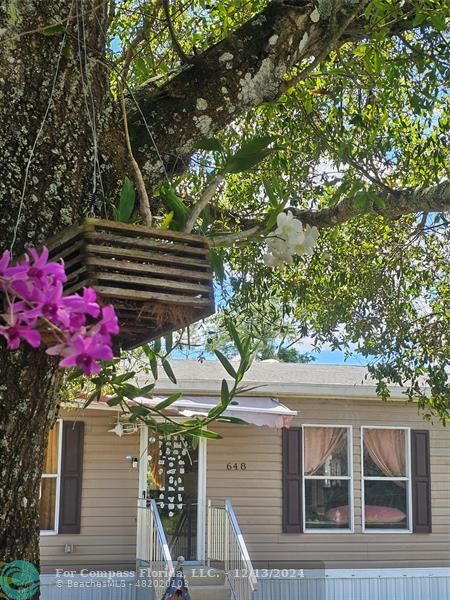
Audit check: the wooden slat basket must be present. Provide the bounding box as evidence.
[45,219,215,350]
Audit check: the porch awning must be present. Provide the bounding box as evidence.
[136,396,297,428]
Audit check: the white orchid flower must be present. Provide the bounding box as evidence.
[263,216,320,268]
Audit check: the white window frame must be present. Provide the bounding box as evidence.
[302,424,354,534]
[361,426,412,534]
[40,419,63,536]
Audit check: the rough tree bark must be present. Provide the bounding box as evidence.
[0,0,123,573]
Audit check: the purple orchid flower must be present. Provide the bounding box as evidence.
[0,251,29,291]
[0,250,10,275]
[0,322,41,349]
[27,247,66,284]
[62,288,100,319]
[48,333,114,375]
[1,245,119,373]
[7,300,40,326]
[97,305,120,336]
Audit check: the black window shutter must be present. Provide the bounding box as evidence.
[411,429,432,534]
[59,421,84,534]
[282,427,303,533]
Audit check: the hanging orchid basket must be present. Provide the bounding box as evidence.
[44,219,215,350]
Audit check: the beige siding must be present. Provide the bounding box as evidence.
[40,409,140,574]
[207,397,450,569]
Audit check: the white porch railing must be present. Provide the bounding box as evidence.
[207,499,257,600]
[136,500,174,600]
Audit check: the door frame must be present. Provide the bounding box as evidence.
[138,425,207,562]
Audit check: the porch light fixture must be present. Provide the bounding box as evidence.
[108,416,138,437]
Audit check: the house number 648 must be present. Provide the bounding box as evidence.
[226,462,247,471]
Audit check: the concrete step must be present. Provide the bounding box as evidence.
[186,585,231,600]
[180,567,230,600]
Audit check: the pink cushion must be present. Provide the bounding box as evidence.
[326,505,406,524]
[325,506,349,524]
[365,505,406,523]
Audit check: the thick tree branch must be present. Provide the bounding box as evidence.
[208,225,261,247]
[126,0,414,191]
[208,180,450,248]
[184,175,224,233]
[291,180,450,229]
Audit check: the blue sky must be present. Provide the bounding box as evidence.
[174,345,367,365]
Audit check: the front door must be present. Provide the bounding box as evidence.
[139,430,203,561]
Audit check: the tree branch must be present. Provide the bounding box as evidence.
[162,0,193,64]
[290,180,450,229]
[126,0,416,191]
[184,175,224,233]
[208,225,262,247]
[280,0,369,94]
[207,181,450,247]
[119,86,153,227]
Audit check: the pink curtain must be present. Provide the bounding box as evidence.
[364,429,405,477]
[304,427,346,475]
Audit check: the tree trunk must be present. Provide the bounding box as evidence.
[0,0,121,588]
[0,350,62,566]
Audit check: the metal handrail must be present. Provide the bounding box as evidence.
[224,500,258,590]
[152,499,174,572]
[207,499,257,600]
[137,500,174,600]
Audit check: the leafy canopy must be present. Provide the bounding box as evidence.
[107,1,450,421]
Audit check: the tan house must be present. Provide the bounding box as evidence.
[39,361,450,600]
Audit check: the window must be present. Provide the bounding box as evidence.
[303,426,352,531]
[362,427,411,531]
[40,421,62,533]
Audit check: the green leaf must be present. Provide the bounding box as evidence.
[66,368,84,382]
[82,388,101,409]
[353,191,373,212]
[216,416,247,425]
[154,392,182,410]
[179,418,203,428]
[142,344,158,379]
[137,383,155,398]
[162,358,177,383]
[207,403,227,420]
[165,332,173,354]
[262,178,280,208]
[221,378,230,403]
[160,211,174,230]
[188,428,222,439]
[223,137,276,174]
[304,97,313,114]
[120,383,145,399]
[226,320,243,355]
[130,405,150,418]
[40,23,67,36]
[430,14,446,30]
[112,372,135,384]
[153,338,162,354]
[159,185,189,230]
[107,396,123,407]
[412,12,427,27]
[209,248,225,283]
[193,137,225,154]
[116,177,136,223]
[373,196,386,210]
[215,350,237,378]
